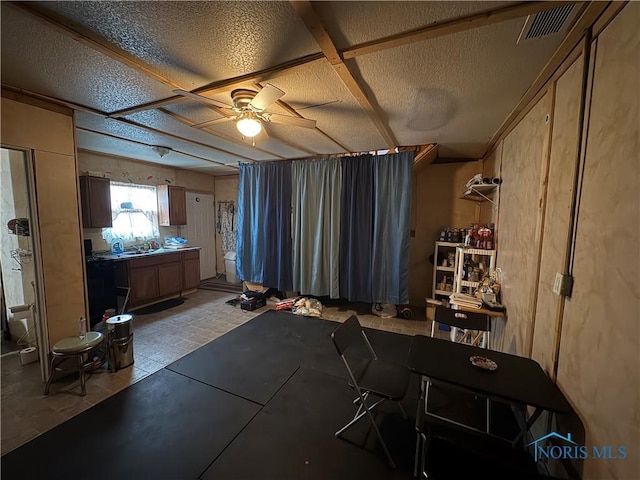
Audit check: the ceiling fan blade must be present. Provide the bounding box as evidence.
[267,113,316,129]
[255,124,269,142]
[249,84,285,111]
[193,116,235,129]
[173,89,234,115]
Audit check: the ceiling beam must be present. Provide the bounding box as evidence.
[1,83,104,116]
[484,1,609,155]
[9,1,329,159]
[342,1,570,59]
[291,1,398,149]
[252,83,350,153]
[9,2,183,91]
[77,127,237,169]
[1,82,254,164]
[109,53,326,118]
[412,144,438,173]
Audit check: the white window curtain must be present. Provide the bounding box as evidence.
[102,182,159,244]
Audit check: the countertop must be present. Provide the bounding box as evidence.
[92,246,200,261]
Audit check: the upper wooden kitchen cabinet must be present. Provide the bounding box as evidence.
[79,175,112,228]
[157,185,186,226]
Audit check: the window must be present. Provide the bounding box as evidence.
[102,182,159,244]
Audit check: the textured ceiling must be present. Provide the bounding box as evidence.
[1,1,571,175]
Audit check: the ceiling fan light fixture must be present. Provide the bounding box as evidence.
[236,116,262,138]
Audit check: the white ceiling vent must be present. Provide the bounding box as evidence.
[517,4,577,44]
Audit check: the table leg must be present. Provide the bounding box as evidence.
[512,407,543,446]
[414,375,426,477]
[486,398,491,434]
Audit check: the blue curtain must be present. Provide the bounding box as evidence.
[236,163,265,284]
[237,162,293,291]
[262,161,293,291]
[339,155,374,302]
[292,158,342,298]
[371,151,414,304]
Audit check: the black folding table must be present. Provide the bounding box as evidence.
[408,335,571,474]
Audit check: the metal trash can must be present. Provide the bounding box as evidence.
[106,314,134,371]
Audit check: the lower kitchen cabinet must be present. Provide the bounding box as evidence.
[158,261,183,297]
[183,250,200,291]
[117,249,200,310]
[129,265,159,305]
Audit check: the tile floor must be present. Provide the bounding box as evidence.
[1,289,432,455]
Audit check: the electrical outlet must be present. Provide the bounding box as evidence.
[553,272,573,297]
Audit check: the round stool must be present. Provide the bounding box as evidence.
[44,332,104,396]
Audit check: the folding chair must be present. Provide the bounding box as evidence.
[431,306,491,349]
[414,306,492,475]
[331,315,410,468]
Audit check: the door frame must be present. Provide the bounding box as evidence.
[1,145,50,382]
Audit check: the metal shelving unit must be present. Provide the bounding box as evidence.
[453,246,496,295]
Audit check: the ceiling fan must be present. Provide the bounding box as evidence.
[174,84,317,138]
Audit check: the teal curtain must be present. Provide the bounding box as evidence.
[371,151,414,304]
[292,158,342,298]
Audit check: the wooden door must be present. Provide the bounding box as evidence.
[158,261,183,296]
[185,192,216,279]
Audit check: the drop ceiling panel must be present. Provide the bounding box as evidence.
[315,1,509,50]
[0,4,174,112]
[76,130,215,169]
[34,1,320,90]
[353,19,563,157]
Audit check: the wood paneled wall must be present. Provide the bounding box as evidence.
[1,96,84,346]
[484,4,638,478]
[531,54,584,375]
[496,91,552,355]
[556,5,639,478]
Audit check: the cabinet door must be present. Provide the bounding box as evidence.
[80,176,112,228]
[183,255,200,290]
[157,185,186,226]
[158,261,183,296]
[169,186,187,225]
[129,266,159,305]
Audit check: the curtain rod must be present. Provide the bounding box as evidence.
[256,145,423,164]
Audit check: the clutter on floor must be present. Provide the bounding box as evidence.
[371,303,397,318]
[291,297,323,317]
[240,291,268,312]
